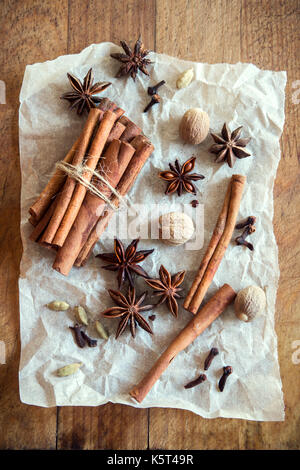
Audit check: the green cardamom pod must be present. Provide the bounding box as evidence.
[95,320,109,340]
[176,68,194,89]
[47,301,70,311]
[74,306,89,326]
[57,363,82,377]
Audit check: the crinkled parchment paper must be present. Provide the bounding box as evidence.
[19,42,286,420]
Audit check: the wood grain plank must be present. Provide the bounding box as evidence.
[149,0,300,450]
[155,0,241,63]
[57,404,148,450]
[0,0,68,449]
[67,0,155,54]
[56,0,155,450]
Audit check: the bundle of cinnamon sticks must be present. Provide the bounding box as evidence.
[29,98,154,276]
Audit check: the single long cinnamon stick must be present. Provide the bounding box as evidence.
[53,139,135,276]
[41,108,101,244]
[29,136,80,222]
[183,180,232,310]
[75,135,154,266]
[51,110,118,247]
[185,175,246,314]
[130,284,236,403]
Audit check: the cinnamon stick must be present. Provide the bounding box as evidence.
[106,121,126,145]
[183,181,231,310]
[41,108,101,245]
[118,116,142,142]
[52,139,135,276]
[184,175,246,314]
[130,284,236,403]
[29,199,58,242]
[28,215,37,226]
[75,135,154,266]
[29,136,80,222]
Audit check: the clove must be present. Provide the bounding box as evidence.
[184,373,207,389]
[235,216,256,230]
[69,324,86,348]
[204,347,219,370]
[190,199,199,208]
[147,80,165,96]
[235,224,255,251]
[143,93,161,113]
[218,366,233,392]
[69,324,97,348]
[81,330,97,348]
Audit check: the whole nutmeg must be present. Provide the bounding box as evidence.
[234,285,266,322]
[179,108,210,145]
[159,211,194,245]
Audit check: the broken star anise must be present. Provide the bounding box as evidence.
[96,238,154,288]
[209,123,251,168]
[101,286,154,339]
[145,265,185,317]
[60,68,111,115]
[110,36,152,81]
[159,157,205,196]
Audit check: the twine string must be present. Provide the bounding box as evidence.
[56,160,127,211]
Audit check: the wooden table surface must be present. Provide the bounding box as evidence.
[0,0,299,450]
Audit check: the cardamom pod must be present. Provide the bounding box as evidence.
[176,68,194,89]
[47,301,70,311]
[56,362,82,377]
[74,306,89,326]
[95,320,109,340]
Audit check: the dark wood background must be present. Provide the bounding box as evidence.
[0,0,299,450]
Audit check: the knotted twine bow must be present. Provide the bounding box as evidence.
[56,159,127,211]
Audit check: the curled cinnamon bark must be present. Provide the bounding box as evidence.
[184,175,246,314]
[130,284,236,403]
[118,116,142,142]
[29,199,58,242]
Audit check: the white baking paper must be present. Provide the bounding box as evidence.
[18,42,286,420]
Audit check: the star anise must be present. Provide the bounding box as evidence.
[145,265,185,317]
[96,238,154,288]
[209,123,251,168]
[159,157,205,196]
[60,68,111,115]
[101,286,154,338]
[110,36,152,81]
